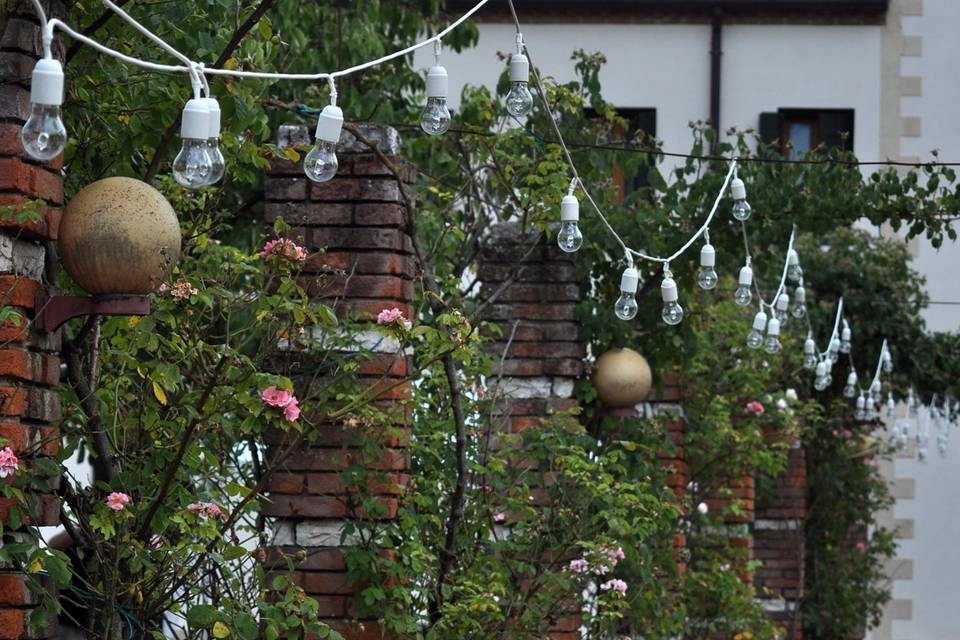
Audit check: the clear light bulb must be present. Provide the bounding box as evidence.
[827,337,841,364]
[887,394,896,419]
[697,243,718,290]
[730,177,752,221]
[200,96,225,186]
[661,273,683,326]
[20,59,67,162]
[840,324,852,354]
[883,350,894,373]
[866,397,877,421]
[421,65,451,136]
[843,371,858,398]
[172,98,213,189]
[557,194,582,253]
[614,267,640,321]
[304,104,344,184]
[735,263,753,306]
[814,361,830,391]
[774,292,790,326]
[747,311,767,350]
[786,249,803,282]
[854,395,867,421]
[792,285,806,319]
[505,41,534,117]
[803,337,818,370]
[764,317,782,354]
[869,379,882,403]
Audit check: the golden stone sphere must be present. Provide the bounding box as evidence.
[592,348,653,407]
[59,177,181,294]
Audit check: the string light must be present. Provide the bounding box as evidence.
[421,41,451,136]
[729,170,752,221]
[843,371,858,398]
[774,292,790,326]
[505,33,533,117]
[615,266,640,321]
[763,317,782,355]
[791,283,806,319]
[747,311,767,350]
[172,79,214,190]
[660,266,683,326]
[803,337,818,369]
[304,82,343,184]
[557,180,583,253]
[697,238,718,290]
[21,58,66,161]
[200,95,225,186]
[735,259,753,306]
[840,321,852,354]
[786,249,803,282]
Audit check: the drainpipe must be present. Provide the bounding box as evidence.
[709,6,723,153]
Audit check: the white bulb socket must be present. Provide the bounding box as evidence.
[766,317,781,337]
[776,293,790,311]
[804,338,816,355]
[30,58,65,106]
[180,97,211,140]
[661,276,678,303]
[829,338,841,353]
[871,379,881,394]
[560,194,579,222]
[314,104,344,144]
[794,286,806,304]
[509,53,529,83]
[730,178,746,201]
[620,267,639,294]
[857,395,866,409]
[787,249,800,268]
[752,311,768,332]
[841,326,851,341]
[426,65,448,98]
[816,361,827,378]
[700,243,716,268]
[201,97,221,139]
[847,372,858,386]
[738,264,753,286]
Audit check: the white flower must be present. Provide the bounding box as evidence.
[786,388,798,401]
[776,398,788,412]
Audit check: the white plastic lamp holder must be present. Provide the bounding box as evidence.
[31,58,64,106]
[315,104,344,143]
[560,194,579,222]
[426,65,449,99]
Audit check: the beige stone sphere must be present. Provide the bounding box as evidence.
[59,177,181,294]
[592,347,653,407]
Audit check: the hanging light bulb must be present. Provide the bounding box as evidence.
[882,348,894,373]
[747,311,767,350]
[660,268,683,326]
[869,378,882,403]
[887,394,896,420]
[840,322,852,354]
[735,260,753,307]
[774,292,790,326]
[557,192,582,253]
[21,58,67,162]
[697,243,718,290]
[814,361,830,391]
[786,249,803,282]
[421,54,451,136]
[854,394,867,420]
[200,96,225,186]
[614,267,640,321]
[172,97,213,189]
[865,396,877,421]
[803,337,818,370]
[505,34,534,117]
[730,175,752,221]
[791,284,806,319]
[843,371,858,398]
[304,101,344,183]
[763,317,782,355]
[828,337,841,364]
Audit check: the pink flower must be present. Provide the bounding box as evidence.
[377,307,413,330]
[493,512,506,523]
[260,238,306,263]
[600,579,628,595]
[283,398,301,422]
[187,501,228,522]
[855,542,866,553]
[842,430,853,440]
[746,401,765,416]
[0,447,19,479]
[601,545,626,567]
[568,558,590,574]
[158,283,170,293]
[106,492,131,512]
[261,387,301,423]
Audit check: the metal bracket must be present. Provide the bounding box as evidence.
[34,291,151,332]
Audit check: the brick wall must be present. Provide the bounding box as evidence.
[262,123,413,639]
[0,2,64,639]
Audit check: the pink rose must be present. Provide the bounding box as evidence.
[855,542,866,553]
[187,501,228,522]
[376,307,412,330]
[600,578,628,595]
[493,512,506,523]
[106,492,131,512]
[601,545,626,566]
[746,401,765,416]
[260,238,307,263]
[262,386,294,408]
[0,447,19,479]
[568,558,590,574]
[283,399,301,422]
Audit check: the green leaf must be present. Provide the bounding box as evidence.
[186,604,218,627]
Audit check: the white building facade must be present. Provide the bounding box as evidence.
[428,1,958,637]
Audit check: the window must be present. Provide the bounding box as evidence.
[586,108,657,203]
[758,109,854,157]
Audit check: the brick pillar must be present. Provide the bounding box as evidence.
[262,123,412,639]
[477,223,583,639]
[754,440,807,638]
[0,2,63,638]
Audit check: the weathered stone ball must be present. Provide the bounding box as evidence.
[59,177,181,294]
[592,348,653,407]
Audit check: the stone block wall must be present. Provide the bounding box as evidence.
[0,2,64,638]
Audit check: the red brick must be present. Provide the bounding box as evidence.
[312,274,412,301]
[319,619,385,640]
[0,158,62,204]
[0,386,26,416]
[304,251,412,277]
[264,178,308,201]
[0,423,28,452]
[310,177,401,203]
[0,575,31,606]
[267,473,304,495]
[0,276,39,309]
[310,227,412,253]
[282,448,409,472]
[356,354,408,377]
[338,299,412,322]
[0,194,54,239]
[0,609,25,639]
[307,472,408,496]
[260,495,348,518]
[302,572,353,595]
[265,201,352,225]
[353,203,406,227]
[0,124,22,156]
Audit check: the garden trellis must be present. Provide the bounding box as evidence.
[20,0,955,439]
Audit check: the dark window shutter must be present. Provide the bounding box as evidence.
[818,110,855,151]
[758,112,781,147]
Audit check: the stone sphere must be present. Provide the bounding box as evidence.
[59,177,181,294]
[592,348,653,407]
